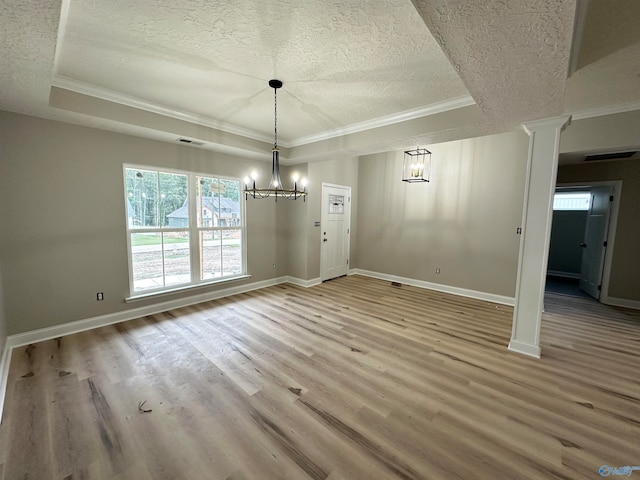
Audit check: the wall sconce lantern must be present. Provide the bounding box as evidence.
[402,147,431,183]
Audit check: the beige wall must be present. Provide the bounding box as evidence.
[3,105,635,338]
[0,110,357,336]
[304,157,360,280]
[354,130,529,297]
[277,164,310,280]
[557,159,640,301]
[0,111,287,335]
[0,264,7,357]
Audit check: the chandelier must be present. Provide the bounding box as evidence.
[402,147,431,183]
[244,79,307,201]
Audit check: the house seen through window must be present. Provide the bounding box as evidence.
[125,166,245,294]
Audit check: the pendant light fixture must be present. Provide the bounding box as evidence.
[402,147,431,183]
[244,79,307,201]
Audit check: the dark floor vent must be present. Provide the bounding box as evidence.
[391,281,402,287]
[584,151,636,162]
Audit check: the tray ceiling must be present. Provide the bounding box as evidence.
[1,0,639,162]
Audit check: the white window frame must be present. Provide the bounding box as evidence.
[124,164,247,298]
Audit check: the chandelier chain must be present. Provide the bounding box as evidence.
[273,87,278,148]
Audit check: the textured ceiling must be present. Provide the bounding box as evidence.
[54,0,469,143]
[411,0,576,124]
[0,0,61,115]
[1,0,640,162]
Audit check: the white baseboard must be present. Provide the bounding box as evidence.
[0,341,11,425]
[6,276,291,350]
[286,276,321,288]
[601,296,640,311]
[508,339,541,358]
[349,269,515,306]
[547,270,580,279]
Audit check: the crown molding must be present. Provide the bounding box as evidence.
[51,76,477,148]
[50,75,274,144]
[570,101,640,121]
[522,115,572,135]
[288,95,477,147]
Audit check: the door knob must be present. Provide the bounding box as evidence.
[580,243,587,248]
[323,238,328,242]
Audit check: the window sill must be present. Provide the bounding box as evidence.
[124,274,252,304]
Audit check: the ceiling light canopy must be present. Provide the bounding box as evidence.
[244,80,308,201]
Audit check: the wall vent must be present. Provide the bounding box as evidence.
[584,151,636,162]
[177,138,205,146]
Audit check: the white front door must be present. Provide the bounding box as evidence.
[321,184,351,281]
[579,186,613,299]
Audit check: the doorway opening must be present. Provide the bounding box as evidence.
[546,181,621,302]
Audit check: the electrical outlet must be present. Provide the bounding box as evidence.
[97,292,104,301]
[435,268,441,274]
[272,263,277,269]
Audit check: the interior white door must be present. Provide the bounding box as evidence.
[579,186,613,299]
[321,184,351,281]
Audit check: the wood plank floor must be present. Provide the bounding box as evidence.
[1,275,639,479]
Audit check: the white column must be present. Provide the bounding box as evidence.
[509,115,571,358]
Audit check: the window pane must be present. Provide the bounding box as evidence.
[125,168,159,228]
[196,177,241,227]
[163,232,190,286]
[201,230,222,280]
[160,172,188,228]
[131,232,164,291]
[220,179,242,226]
[553,192,591,211]
[131,232,190,292]
[222,229,243,275]
[197,177,219,228]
